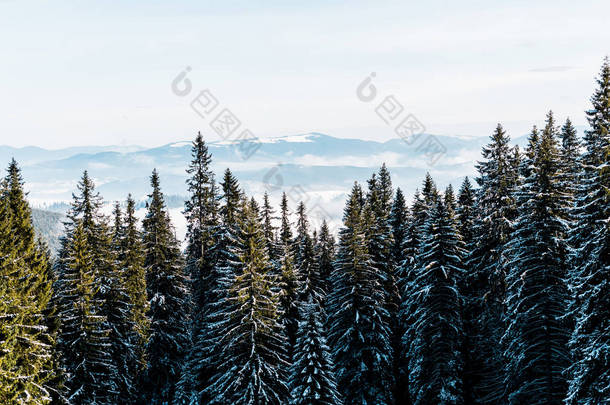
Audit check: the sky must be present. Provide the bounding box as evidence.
[1,0,609,148]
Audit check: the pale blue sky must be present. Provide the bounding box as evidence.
[1,0,609,148]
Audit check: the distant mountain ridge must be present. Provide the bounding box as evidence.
[1,132,492,202]
[2,132,526,247]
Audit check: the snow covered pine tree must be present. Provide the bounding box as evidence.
[503,112,572,404]
[328,182,393,405]
[140,170,189,405]
[566,57,610,404]
[402,183,465,404]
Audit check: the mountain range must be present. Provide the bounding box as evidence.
[1,132,526,250]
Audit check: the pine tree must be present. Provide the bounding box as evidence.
[261,192,278,263]
[176,134,220,403]
[327,182,393,405]
[397,189,426,288]
[54,172,117,404]
[455,176,476,405]
[184,132,219,311]
[290,298,341,405]
[465,124,519,404]
[0,181,31,404]
[444,184,457,218]
[120,195,148,367]
[293,202,321,304]
[248,196,260,215]
[0,188,20,403]
[0,161,56,404]
[314,220,335,304]
[389,187,408,268]
[141,170,189,405]
[177,169,244,405]
[279,193,292,248]
[105,202,140,404]
[293,202,310,256]
[219,168,242,226]
[558,118,580,205]
[290,208,340,405]
[365,165,399,401]
[377,163,394,214]
[396,176,437,404]
[403,193,465,404]
[566,57,610,404]
[503,111,572,404]
[421,172,438,206]
[365,166,396,282]
[63,222,118,404]
[277,193,300,357]
[204,200,289,404]
[456,177,476,247]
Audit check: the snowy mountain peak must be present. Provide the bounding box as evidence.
[168,141,192,148]
[262,132,324,143]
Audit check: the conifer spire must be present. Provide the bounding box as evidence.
[141,169,189,405]
[403,193,465,404]
[465,123,519,404]
[503,111,571,404]
[54,171,116,403]
[0,160,56,403]
[328,182,394,405]
[566,57,610,405]
[204,201,288,404]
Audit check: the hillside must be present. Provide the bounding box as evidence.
[30,208,65,255]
